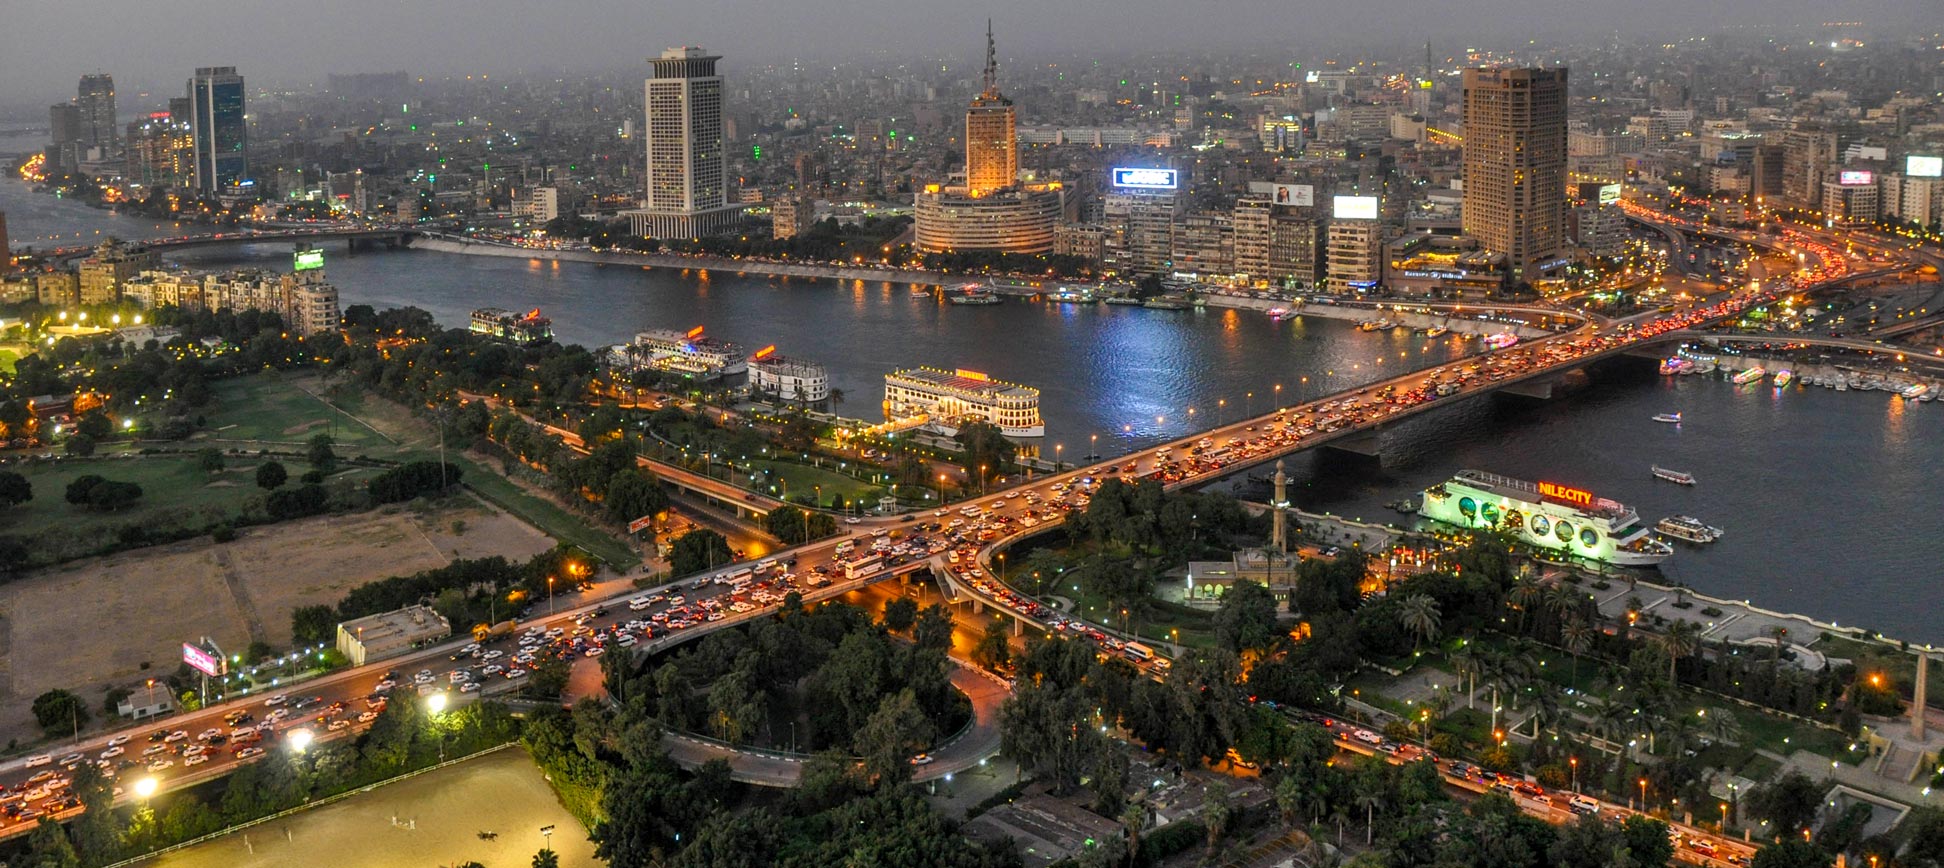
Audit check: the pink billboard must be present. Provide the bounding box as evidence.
[182,643,224,677]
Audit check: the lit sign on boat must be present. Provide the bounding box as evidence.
[686,325,706,339]
[1537,482,1594,506]
[753,345,776,360]
[956,369,990,382]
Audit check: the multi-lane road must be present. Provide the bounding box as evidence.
[0,261,1840,840]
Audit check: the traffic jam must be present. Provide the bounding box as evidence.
[1280,706,1757,867]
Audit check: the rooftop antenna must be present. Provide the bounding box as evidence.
[983,19,997,96]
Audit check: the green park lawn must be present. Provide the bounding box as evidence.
[0,454,365,557]
[0,345,24,375]
[200,375,394,451]
[744,459,886,506]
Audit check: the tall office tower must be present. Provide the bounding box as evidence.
[964,20,1018,196]
[1780,127,1839,209]
[1461,67,1569,282]
[188,66,249,195]
[0,212,11,274]
[47,103,83,174]
[625,47,742,239]
[76,73,118,154]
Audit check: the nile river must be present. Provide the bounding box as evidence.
[5,178,1942,642]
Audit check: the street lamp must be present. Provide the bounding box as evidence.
[287,729,314,753]
[426,692,448,714]
[133,777,160,800]
[1569,757,1578,793]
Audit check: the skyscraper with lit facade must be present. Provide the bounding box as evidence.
[964,21,1017,197]
[77,73,118,155]
[188,66,249,195]
[912,22,1060,255]
[624,47,745,240]
[1461,67,1568,282]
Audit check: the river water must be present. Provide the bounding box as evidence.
[6,177,1942,643]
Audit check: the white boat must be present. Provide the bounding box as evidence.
[1652,413,1683,424]
[1418,470,1672,566]
[1731,366,1766,385]
[910,286,933,297]
[1656,515,1721,544]
[1900,383,1929,400]
[1651,466,1696,485]
[1425,326,1449,337]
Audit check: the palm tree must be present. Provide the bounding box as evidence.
[1562,617,1596,688]
[1543,582,1582,628]
[1658,620,1703,684]
[1120,802,1145,867]
[1398,594,1442,653]
[1355,789,1383,845]
[1705,708,1743,746]
[1450,644,1480,710]
[1508,575,1543,633]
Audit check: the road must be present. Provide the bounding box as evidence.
[0,240,1852,839]
[1309,711,1758,867]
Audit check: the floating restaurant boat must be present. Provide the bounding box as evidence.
[1651,465,1696,486]
[1655,515,1722,544]
[883,366,1045,437]
[1419,470,1672,566]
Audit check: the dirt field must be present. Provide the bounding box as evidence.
[145,747,597,868]
[0,496,552,744]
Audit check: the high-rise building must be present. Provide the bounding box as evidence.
[964,21,1018,196]
[77,74,118,154]
[188,66,249,195]
[1461,67,1569,282]
[125,113,195,188]
[1326,220,1385,293]
[1102,191,1179,277]
[911,24,1060,255]
[0,211,11,275]
[625,47,743,239]
[771,196,814,240]
[1780,128,1839,210]
[47,103,83,175]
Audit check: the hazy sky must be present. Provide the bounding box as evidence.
[1,0,1931,111]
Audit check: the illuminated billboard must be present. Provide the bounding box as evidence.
[1333,195,1379,220]
[1908,155,1944,178]
[1597,184,1621,205]
[293,250,325,271]
[183,643,224,677]
[1838,170,1874,186]
[1111,167,1178,190]
[1271,184,1314,207]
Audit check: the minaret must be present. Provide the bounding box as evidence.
[1271,459,1289,552]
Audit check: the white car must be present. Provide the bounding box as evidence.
[843,517,861,524]
[357,711,379,724]
[147,758,174,772]
[263,694,288,707]
[328,719,351,732]
[163,730,189,743]
[505,668,529,680]
[459,682,481,693]
[106,734,130,747]
[184,754,209,767]
[482,649,505,660]
[98,747,124,760]
[236,747,265,760]
[197,728,224,741]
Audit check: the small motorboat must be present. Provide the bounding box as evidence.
[1652,413,1682,424]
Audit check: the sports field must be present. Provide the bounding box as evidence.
[201,375,396,452]
[145,747,596,868]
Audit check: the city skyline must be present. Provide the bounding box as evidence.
[2,0,1939,108]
